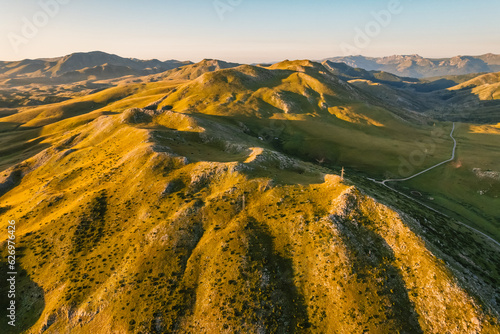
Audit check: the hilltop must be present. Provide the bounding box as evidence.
[150,59,241,81]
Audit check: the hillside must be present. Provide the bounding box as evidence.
[1,105,499,333]
[1,57,500,333]
[450,72,500,100]
[324,54,500,78]
[318,61,500,123]
[322,60,419,87]
[157,59,428,121]
[419,72,500,122]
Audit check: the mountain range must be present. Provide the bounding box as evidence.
[0,51,191,85]
[324,54,500,78]
[3,52,500,84]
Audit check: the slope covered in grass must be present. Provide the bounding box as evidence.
[449,72,500,100]
[1,107,499,333]
[1,59,497,236]
[1,58,500,333]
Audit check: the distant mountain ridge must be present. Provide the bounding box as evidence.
[323,54,500,78]
[0,51,191,81]
[3,51,500,83]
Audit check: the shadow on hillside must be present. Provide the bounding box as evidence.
[245,217,311,332]
[0,257,45,334]
[0,109,117,172]
[336,215,423,333]
[418,85,500,123]
[410,78,459,92]
[0,109,18,118]
[0,123,49,172]
[150,113,348,164]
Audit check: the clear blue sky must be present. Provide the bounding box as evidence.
[0,0,499,62]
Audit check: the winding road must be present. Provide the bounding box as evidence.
[380,122,457,185]
[366,122,500,249]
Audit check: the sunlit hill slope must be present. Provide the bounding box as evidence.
[0,58,499,333]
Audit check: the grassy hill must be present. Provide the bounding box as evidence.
[449,72,500,100]
[1,107,499,333]
[1,58,499,333]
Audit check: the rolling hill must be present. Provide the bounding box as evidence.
[424,71,500,122]
[450,72,500,100]
[319,60,500,123]
[1,55,500,333]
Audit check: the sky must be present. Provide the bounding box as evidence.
[0,0,499,62]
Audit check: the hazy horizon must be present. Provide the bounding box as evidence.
[2,49,500,64]
[1,0,500,63]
